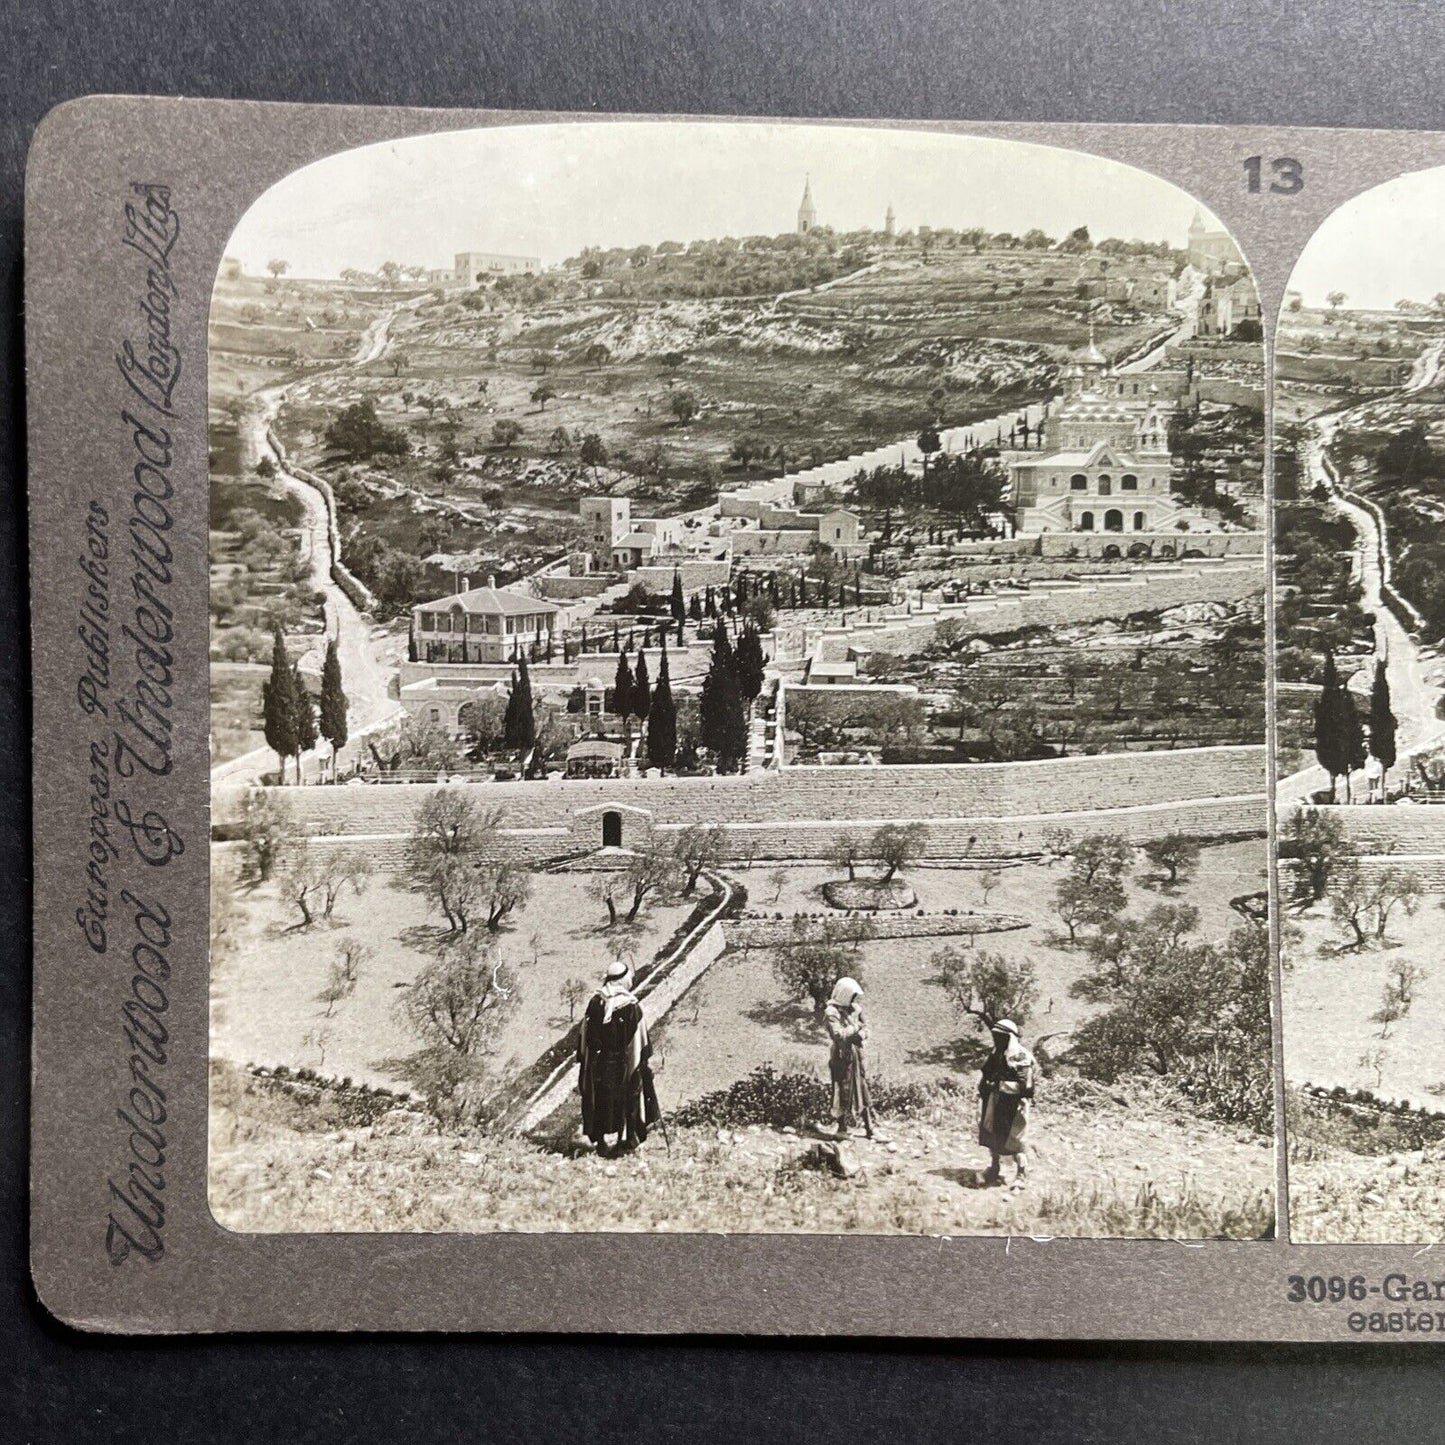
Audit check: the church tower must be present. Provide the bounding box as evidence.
[884,202,896,238]
[797,176,817,235]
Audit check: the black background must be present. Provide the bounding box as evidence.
[6,2,1445,1439]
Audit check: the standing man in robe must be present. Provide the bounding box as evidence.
[977,1018,1036,1189]
[577,960,659,1155]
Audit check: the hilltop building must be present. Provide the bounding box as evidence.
[1009,336,1208,537]
[797,177,817,235]
[729,504,866,559]
[579,496,689,570]
[1186,211,1244,278]
[435,251,542,287]
[1196,272,1262,338]
[411,578,566,664]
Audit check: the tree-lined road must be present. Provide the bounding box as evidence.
[1277,411,1444,805]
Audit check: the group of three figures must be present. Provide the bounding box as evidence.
[575,963,1036,1188]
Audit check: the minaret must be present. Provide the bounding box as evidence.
[884,202,896,238]
[798,176,817,235]
[1081,320,1107,383]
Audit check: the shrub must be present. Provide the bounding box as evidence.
[671,1065,965,1130]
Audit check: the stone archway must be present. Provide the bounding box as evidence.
[601,810,623,848]
[1104,509,1124,532]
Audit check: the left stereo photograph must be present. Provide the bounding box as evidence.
[204,118,1273,1241]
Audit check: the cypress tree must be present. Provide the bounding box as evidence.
[700,625,747,771]
[291,661,317,779]
[670,569,686,625]
[506,656,537,766]
[735,624,767,702]
[647,642,677,773]
[503,670,519,751]
[704,588,716,619]
[262,625,299,784]
[1369,658,1398,793]
[689,593,702,622]
[633,650,652,726]
[612,621,621,651]
[318,636,348,782]
[1313,650,1353,800]
[613,648,634,746]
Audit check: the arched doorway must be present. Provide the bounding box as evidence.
[602,810,622,848]
[1079,512,1094,531]
[1097,474,1112,496]
[1104,509,1124,532]
[1133,511,1146,531]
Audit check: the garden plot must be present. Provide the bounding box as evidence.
[210,863,700,1093]
[1283,892,1445,1105]
[656,842,1266,1108]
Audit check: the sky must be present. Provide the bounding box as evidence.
[224,121,1225,278]
[1288,166,1445,311]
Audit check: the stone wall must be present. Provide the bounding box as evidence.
[217,744,1265,842]
[722,909,1030,949]
[1037,532,1264,560]
[730,529,817,556]
[1291,806,1445,857]
[829,563,1262,658]
[532,573,620,600]
[631,560,731,592]
[399,642,716,692]
[228,792,1265,873]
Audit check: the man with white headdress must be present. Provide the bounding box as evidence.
[977,1018,1037,1189]
[577,960,660,1155]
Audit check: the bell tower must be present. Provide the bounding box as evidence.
[797,176,817,235]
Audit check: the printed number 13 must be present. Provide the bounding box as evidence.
[1244,155,1304,194]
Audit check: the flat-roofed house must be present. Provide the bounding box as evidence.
[412,578,567,664]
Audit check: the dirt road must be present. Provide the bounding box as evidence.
[212,380,402,787]
[1277,412,1444,804]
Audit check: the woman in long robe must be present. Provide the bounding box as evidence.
[823,976,872,1138]
[577,962,659,1153]
[977,1018,1036,1188]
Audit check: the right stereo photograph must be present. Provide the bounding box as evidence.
[1276,167,1445,1243]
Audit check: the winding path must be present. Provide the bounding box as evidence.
[1276,407,1445,804]
[212,306,412,785]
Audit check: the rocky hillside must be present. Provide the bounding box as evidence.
[209,1064,1273,1239]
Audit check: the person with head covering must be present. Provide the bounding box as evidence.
[977,1018,1037,1188]
[577,960,660,1155]
[822,976,878,1140]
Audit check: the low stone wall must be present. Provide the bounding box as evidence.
[1037,532,1264,561]
[399,641,716,691]
[631,560,731,592]
[1290,806,1445,858]
[830,563,1261,658]
[730,529,817,556]
[722,909,1030,949]
[532,574,620,600]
